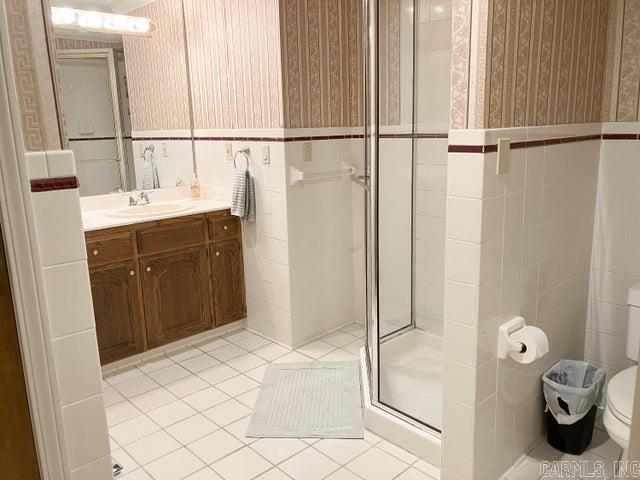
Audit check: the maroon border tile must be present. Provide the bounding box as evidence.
[602,133,640,140]
[448,145,486,153]
[449,133,605,153]
[377,133,449,139]
[68,136,133,142]
[68,136,115,142]
[132,136,192,141]
[30,176,79,192]
[133,132,449,143]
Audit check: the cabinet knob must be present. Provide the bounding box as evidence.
[92,249,99,256]
[146,266,151,272]
[223,225,228,231]
[215,251,220,256]
[130,270,135,276]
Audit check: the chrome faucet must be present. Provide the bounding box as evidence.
[129,191,152,206]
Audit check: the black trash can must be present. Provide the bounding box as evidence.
[542,360,606,455]
[545,405,597,455]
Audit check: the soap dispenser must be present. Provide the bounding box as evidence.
[190,176,201,200]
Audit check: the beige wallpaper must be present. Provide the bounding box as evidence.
[378,0,401,126]
[117,0,364,131]
[279,0,364,128]
[184,0,283,130]
[452,0,611,129]
[123,0,191,132]
[450,0,472,130]
[604,0,640,122]
[6,0,61,151]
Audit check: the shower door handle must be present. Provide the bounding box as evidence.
[351,174,370,191]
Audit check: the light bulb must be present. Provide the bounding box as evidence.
[111,15,128,30]
[78,12,103,29]
[134,18,151,33]
[50,7,153,36]
[51,7,76,25]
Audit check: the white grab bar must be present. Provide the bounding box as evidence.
[289,164,356,186]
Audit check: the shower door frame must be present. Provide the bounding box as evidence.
[363,0,441,435]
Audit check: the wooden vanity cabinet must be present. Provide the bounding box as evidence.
[141,246,212,348]
[208,210,246,327]
[210,239,246,326]
[85,210,246,364]
[85,228,144,365]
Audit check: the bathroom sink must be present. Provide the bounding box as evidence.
[106,203,193,218]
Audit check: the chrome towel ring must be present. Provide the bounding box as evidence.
[233,148,250,170]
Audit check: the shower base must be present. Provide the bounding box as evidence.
[379,328,443,430]
[359,347,441,468]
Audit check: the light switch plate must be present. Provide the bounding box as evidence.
[262,145,270,165]
[303,142,312,162]
[497,138,510,174]
[225,143,233,162]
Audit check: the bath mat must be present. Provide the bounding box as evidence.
[246,361,363,438]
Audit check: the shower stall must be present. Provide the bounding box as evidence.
[361,0,451,456]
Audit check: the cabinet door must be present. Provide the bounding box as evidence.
[141,246,212,348]
[210,239,246,326]
[90,261,144,365]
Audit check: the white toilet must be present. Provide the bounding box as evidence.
[602,283,640,460]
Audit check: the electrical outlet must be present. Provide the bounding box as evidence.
[262,145,270,165]
[496,138,510,174]
[303,142,312,162]
[225,143,233,162]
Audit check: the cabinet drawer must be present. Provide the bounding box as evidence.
[208,215,240,242]
[86,232,133,268]
[137,218,206,255]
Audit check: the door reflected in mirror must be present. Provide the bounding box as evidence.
[51,0,196,197]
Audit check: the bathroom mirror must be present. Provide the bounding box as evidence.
[47,0,196,197]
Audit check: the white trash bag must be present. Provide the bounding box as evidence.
[542,360,606,425]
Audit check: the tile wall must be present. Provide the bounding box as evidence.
[286,133,364,345]
[131,132,195,189]
[25,150,112,480]
[415,0,452,132]
[378,138,413,334]
[194,130,365,347]
[194,134,290,345]
[442,124,601,480]
[586,121,640,380]
[376,135,449,338]
[376,0,452,337]
[415,137,449,334]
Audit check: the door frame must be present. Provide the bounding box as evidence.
[0,2,66,478]
[57,48,129,191]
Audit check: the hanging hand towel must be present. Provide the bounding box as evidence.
[142,158,160,189]
[231,167,256,222]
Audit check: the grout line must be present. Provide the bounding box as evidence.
[106,325,430,479]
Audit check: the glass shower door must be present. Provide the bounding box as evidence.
[366,0,450,433]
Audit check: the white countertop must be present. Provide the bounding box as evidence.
[82,198,232,232]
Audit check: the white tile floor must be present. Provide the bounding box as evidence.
[104,324,438,480]
[504,414,622,480]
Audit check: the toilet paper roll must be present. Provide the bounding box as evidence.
[508,325,549,364]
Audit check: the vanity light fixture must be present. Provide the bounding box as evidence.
[51,7,156,37]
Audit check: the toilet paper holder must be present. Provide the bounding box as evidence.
[497,316,547,361]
